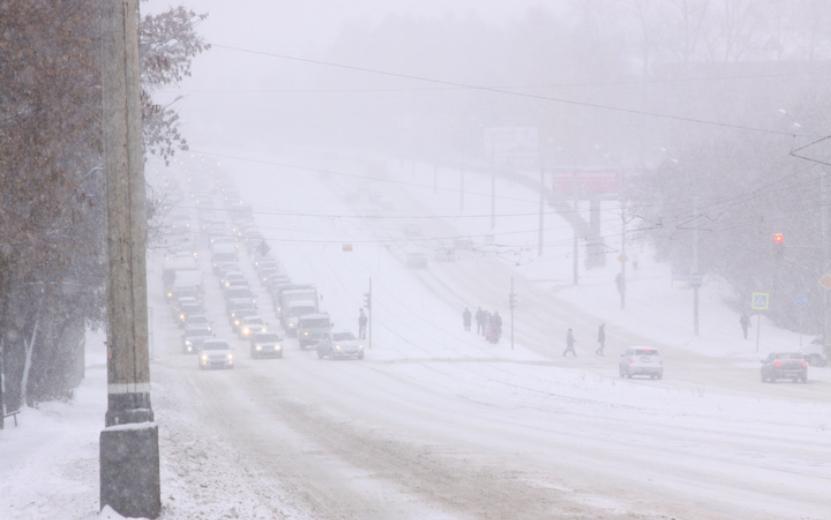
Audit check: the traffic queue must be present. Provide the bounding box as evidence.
[161,173,366,369]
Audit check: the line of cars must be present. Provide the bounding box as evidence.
[162,174,365,369]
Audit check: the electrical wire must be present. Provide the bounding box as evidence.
[212,43,811,138]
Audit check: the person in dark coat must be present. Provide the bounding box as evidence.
[475,307,485,335]
[595,323,606,356]
[462,307,472,332]
[563,328,577,357]
[740,312,750,340]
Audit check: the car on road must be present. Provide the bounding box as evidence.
[282,302,319,337]
[174,298,205,327]
[183,314,212,333]
[229,307,258,332]
[619,347,663,379]
[250,333,283,359]
[761,352,808,383]
[803,352,827,367]
[317,332,365,360]
[198,340,234,370]
[182,326,214,354]
[297,313,332,349]
[239,315,270,338]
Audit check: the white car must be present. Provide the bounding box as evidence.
[239,316,269,338]
[317,332,365,360]
[250,333,283,359]
[619,346,663,379]
[198,340,234,370]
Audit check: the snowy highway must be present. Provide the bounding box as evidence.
[146,156,831,520]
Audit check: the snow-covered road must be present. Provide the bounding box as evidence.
[142,154,831,519]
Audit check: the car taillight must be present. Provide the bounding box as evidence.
[801,361,808,369]
[773,360,783,368]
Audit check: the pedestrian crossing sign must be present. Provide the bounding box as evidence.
[751,292,769,311]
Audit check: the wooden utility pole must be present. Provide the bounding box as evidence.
[99,1,160,517]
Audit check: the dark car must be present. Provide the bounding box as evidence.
[804,352,828,367]
[761,352,807,383]
[182,326,213,354]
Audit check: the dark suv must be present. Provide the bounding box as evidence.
[761,352,807,383]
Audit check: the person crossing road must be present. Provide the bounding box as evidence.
[462,307,472,332]
[563,328,577,357]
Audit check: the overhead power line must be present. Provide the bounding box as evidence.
[213,43,809,137]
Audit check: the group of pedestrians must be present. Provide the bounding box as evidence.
[562,323,606,357]
[462,307,502,344]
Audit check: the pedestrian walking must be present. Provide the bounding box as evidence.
[482,311,492,339]
[358,308,368,339]
[740,312,750,340]
[475,307,484,335]
[595,323,606,356]
[462,307,472,332]
[493,311,503,343]
[562,328,577,357]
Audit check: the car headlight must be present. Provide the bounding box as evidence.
[201,355,208,362]
[275,344,282,350]
[255,345,262,351]
[179,313,186,321]
[227,353,234,361]
[335,345,342,352]
[187,346,193,352]
[234,319,241,327]
[242,327,251,336]
[185,340,192,346]
[166,291,173,298]
[303,331,309,336]
[262,326,268,332]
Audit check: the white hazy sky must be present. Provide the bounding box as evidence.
[146,0,563,151]
[149,0,555,52]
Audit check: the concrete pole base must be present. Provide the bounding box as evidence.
[100,422,161,518]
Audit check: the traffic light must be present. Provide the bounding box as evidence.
[772,232,784,259]
[363,292,371,310]
[508,291,517,308]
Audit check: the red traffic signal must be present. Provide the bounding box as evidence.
[772,232,784,246]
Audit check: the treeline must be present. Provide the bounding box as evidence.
[0,2,207,411]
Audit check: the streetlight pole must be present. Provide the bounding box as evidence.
[99,1,160,517]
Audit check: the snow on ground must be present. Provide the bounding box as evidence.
[3,149,830,519]
[340,154,823,362]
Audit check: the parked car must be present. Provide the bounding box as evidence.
[761,352,807,383]
[619,347,663,379]
[198,340,234,370]
[250,333,283,359]
[316,332,365,360]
